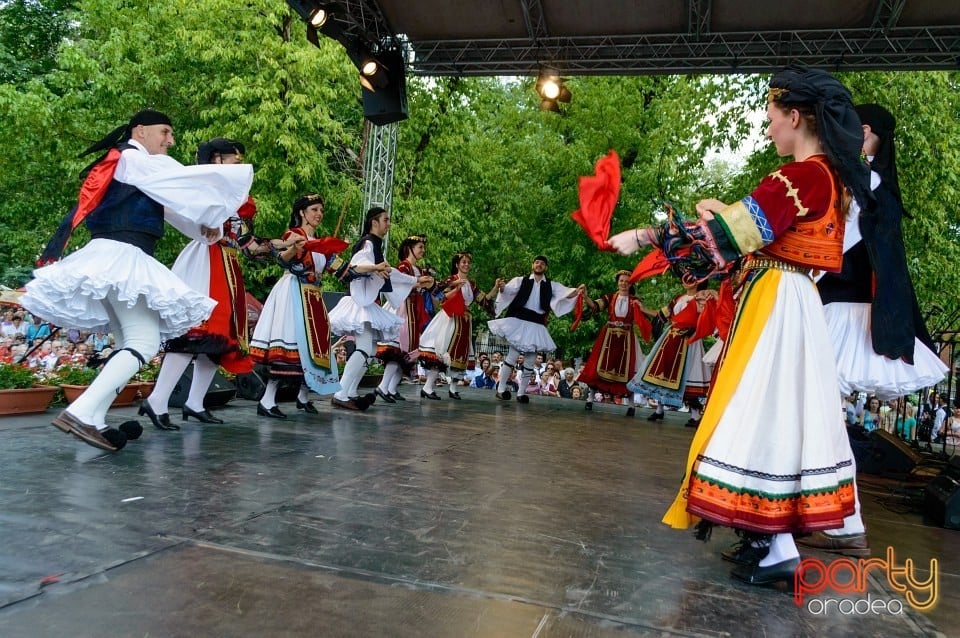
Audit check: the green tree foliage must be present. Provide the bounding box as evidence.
[1,0,957,355]
[0,0,76,84]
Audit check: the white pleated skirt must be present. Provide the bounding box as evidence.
[328,277,403,342]
[21,239,214,340]
[824,302,947,400]
[249,272,298,355]
[487,317,556,353]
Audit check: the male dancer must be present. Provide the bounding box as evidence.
[327,207,416,410]
[488,256,584,403]
[23,110,252,451]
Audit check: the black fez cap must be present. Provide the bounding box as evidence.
[128,109,172,129]
[534,255,549,266]
[79,108,173,158]
[197,137,246,165]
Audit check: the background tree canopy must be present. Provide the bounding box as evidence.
[1,0,958,359]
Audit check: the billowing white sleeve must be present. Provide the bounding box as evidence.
[494,276,523,316]
[383,269,418,308]
[114,149,252,241]
[549,282,579,317]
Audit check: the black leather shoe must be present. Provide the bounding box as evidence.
[182,405,224,424]
[448,390,461,400]
[584,401,592,411]
[138,401,179,431]
[390,392,406,401]
[375,388,396,404]
[625,407,635,417]
[647,411,664,422]
[257,403,287,419]
[730,557,800,587]
[721,539,771,566]
[685,418,700,428]
[296,399,319,413]
[331,396,360,411]
[516,395,529,404]
[496,391,511,401]
[421,389,441,400]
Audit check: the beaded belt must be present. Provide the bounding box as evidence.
[743,258,812,276]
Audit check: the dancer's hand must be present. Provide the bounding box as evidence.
[200,225,221,242]
[608,229,644,256]
[695,199,726,221]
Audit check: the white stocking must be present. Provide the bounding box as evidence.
[70,292,159,429]
[149,352,192,415]
[387,362,404,394]
[260,379,280,409]
[378,362,400,394]
[185,355,218,413]
[297,383,309,403]
[336,329,373,400]
[423,369,439,395]
[758,533,799,566]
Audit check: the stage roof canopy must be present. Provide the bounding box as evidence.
[319,0,960,76]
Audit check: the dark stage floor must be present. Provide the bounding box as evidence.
[0,386,956,637]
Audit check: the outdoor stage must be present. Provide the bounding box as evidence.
[0,386,955,637]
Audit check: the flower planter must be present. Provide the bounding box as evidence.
[61,383,142,407]
[0,385,58,415]
[137,381,155,400]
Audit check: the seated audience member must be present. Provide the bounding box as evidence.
[472,360,496,389]
[558,368,578,399]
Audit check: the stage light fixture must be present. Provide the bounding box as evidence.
[309,7,328,27]
[361,59,379,77]
[536,68,571,112]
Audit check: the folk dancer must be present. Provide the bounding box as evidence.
[140,138,272,429]
[628,281,715,426]
[23,110,252,451]
[327,207,417,411]
[488,256,585,404]
[578,270,654,416]
[418,251,498,400]
[249,193,345,418]
[610,67,873,587]
[374,234,436,403]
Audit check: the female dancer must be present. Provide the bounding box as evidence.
[140,138,271,429]
[610,67,873,587]
[418,252,497,400]
[374,234,436,402]
[249,194,342,418]
[628,281,713,425]
[578,270,653,416]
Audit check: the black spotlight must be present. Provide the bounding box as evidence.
[536,68,571,112]
[361,47,408,125]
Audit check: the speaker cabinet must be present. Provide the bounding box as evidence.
[857,429,920,476]
[168,364,236,408]
[924,457,960,530]
[361,48,408,126]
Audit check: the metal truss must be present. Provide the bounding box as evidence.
[405,27,960,76]
[362,120,398,217]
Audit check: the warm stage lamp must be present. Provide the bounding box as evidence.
[309,8,328,27]
[361,59,379,77]
[541,79,561,100]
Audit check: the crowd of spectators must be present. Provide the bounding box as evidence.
[844,389,960,447]
[0,308,115,372]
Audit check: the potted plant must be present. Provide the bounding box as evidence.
[0,361,58,415]
[134,356,162,400]
[55,363,141,407]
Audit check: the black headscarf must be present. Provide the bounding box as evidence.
[855,103,902,208]
[196,137,245,165]
[768,67,873,215]
[79,109,173,158]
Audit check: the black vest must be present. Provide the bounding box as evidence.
[351,233,392,294]
[506,275,552,324]
[85,143,165,255]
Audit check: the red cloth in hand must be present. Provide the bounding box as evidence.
[571,150,620,251]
